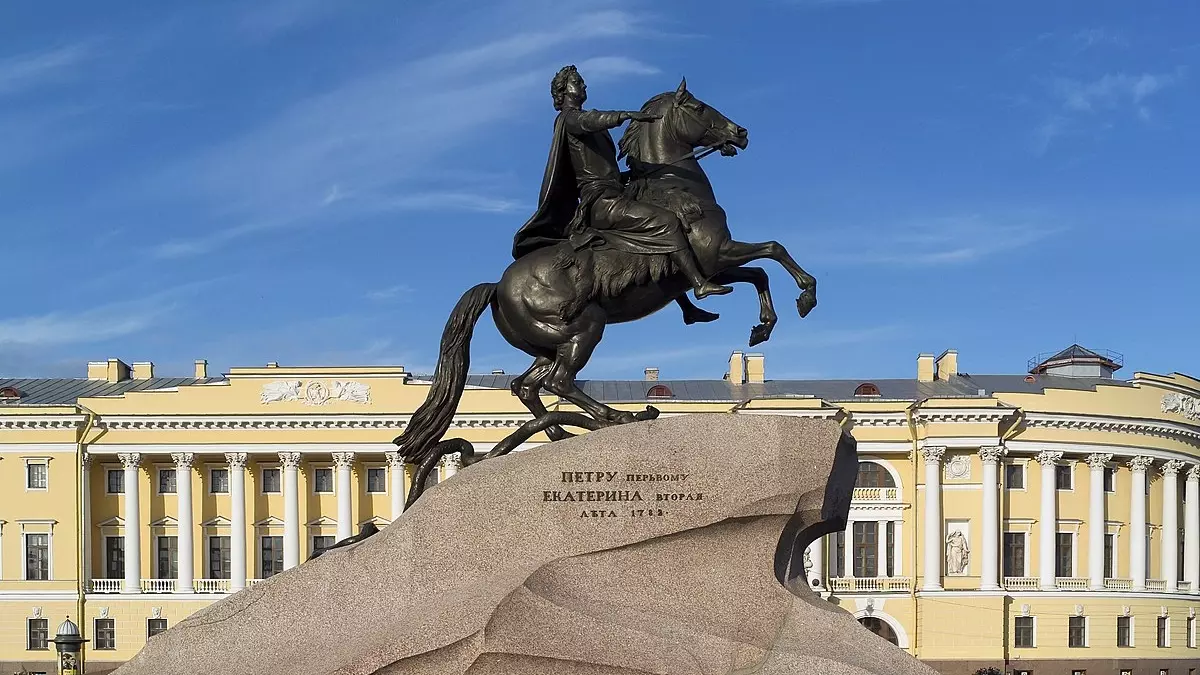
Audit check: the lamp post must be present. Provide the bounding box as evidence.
[48,616,88,675]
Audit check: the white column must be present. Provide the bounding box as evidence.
[1086,453,1113,590]
[440,452,461,480]
[387,452,406,521]
[1161,460,1184,592]
[118,453,142,593]
[226,452,247,591]
[81,453,93,588]
[875,520,887,578]
[1037,450,1063,590]
[333,452,355,541]
[280,452,302,569]
[807,536,825,588]
[921,446,945,591]
[979,446,1006,590]
[1129,456,1153,591]
[844,519,855,578]
[172,452,195,594]
[1186,466,1200,594]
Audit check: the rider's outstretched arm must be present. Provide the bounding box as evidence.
[564,109,657,134]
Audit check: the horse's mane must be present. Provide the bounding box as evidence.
[618,92,673,161]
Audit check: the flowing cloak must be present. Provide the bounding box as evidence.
[512,112,588,260]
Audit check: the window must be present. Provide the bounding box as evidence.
[105,537,124,579]
[107,469,124,494]
[1056,533,1074,577]
[367,467,387,493]
[1055,464,1073,490]
[95,618,116,650]
[26,462,48,490]
[1069,616,1087,648]
[1005,463,1025,490]
[854,382,880,397]
[210,468,230,493]
[1159,616,1170,647]
[147,618,167,638]
[886,521,895,577]
[25,533,49,580]
[314,468,334,493]
[312,535,335,558]
[855,462,896,488]
[852,522,878,577]
[1003,532,1026,577]
[158,468,176,494]
[1014,616,1035,648]
[261,468,281,493]
[1104,467,1116,492]
[157,536,178,579]
[646,384,674,398]
[1072,671,1086,675]
[1188,616,1196,648]
[260,536,284,578]
[833,530,846,577]
[1104,533,1116,578]
[27,618,49,650]
[1118,616,1132,647]
[208,536,231,579]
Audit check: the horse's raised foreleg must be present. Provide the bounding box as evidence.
[708,266,778,347]
[717,240,817,319]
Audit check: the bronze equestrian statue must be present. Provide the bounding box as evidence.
[395,66,818,508]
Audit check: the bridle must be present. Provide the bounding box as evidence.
[624,102,729,180]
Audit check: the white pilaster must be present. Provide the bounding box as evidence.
[280,452,302,569]
[844,519,855,578]
[118,452,142,594]
[172,452,195,594]
[921,446,945,591]
[226,452,248,592]
[1162,460,1184,592]
[1129,456,1154,592]
[333,452,355,541]
[386,452,406,521]
[1086,453,1113,590]
[1037,450,1064,590]
[807,536,825,588]
[979,446,1006,590]
[1186,466,1200,594]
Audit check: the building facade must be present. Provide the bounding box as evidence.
[1,347,1199,675]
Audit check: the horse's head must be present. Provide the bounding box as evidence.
[619,78,748,162]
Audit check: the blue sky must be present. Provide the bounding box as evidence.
[2,0,1198,382]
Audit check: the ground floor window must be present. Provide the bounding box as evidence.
[857,617,898,645]
[27,618,49,650]
[147,618,167,638]
[95,618,116,650]
[1117,616,1132,647]
[1069,615,1087,647]
[1014,616,1035,648]
[312,535,335,557]
[261,536,284,578]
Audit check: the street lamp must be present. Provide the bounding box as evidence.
[48,617,88,675]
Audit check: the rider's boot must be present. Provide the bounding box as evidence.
[671,249,732,300]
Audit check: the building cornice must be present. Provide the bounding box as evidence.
[0,415,85,430]
[88,413,534,431]
[1022,412,1200,445]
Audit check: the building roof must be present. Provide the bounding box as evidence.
[1028,344,1124,373]
[0,377,225,406]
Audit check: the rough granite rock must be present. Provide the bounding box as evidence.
[113,414,938,675]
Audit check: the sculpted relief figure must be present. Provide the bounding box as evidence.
[945,530,969,576]
[394,66,818,507]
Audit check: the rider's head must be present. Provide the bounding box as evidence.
[551,65,586,111]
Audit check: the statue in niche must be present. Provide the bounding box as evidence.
[945,529,969,575]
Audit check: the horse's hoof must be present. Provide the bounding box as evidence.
[749,324,772,347]
[796,293,817,318]
[636,406,660,421]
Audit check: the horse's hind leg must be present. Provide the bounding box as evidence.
[510,356,574,441]
[710,266,778,346]
[541,305,648,425]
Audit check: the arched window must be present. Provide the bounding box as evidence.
[646,384,674,398]
[0,386,22,399]
[858,617,899,645]
[854,382,880,397]
[855,462,896,488]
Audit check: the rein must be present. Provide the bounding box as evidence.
[624,142,724,181]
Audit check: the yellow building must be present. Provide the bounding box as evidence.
[2,346,1200,675]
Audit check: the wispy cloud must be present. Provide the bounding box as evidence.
[578,56,661,78]
[1032,68,1186,152]
[811,215,1061,266]
[365,284,414,302]
[236,0,340,41]
[145,5,659,258]
[0,42,95,96]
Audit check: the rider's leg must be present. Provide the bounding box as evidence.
[671,246,732,300]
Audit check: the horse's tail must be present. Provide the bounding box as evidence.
[394,282,497,467]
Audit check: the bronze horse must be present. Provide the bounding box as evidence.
[396,79,817,507]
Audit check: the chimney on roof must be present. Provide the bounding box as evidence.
[132,362,155,380]
[745,353,765,384]
[644,367,659,381]
[194,359,208,378]
[935,350,958,380]
[87,358,131,383]
[727,351,746,385]
[266,361,278,368]
[917,353,935,383]
[491,369,505,375]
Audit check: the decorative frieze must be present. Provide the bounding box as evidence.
[1162,392,1200,422]
[260,380,372,405]
[944,454,971,480]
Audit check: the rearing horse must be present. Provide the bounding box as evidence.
[396,78,817,507]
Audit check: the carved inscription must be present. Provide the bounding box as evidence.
[544,470,704,519]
